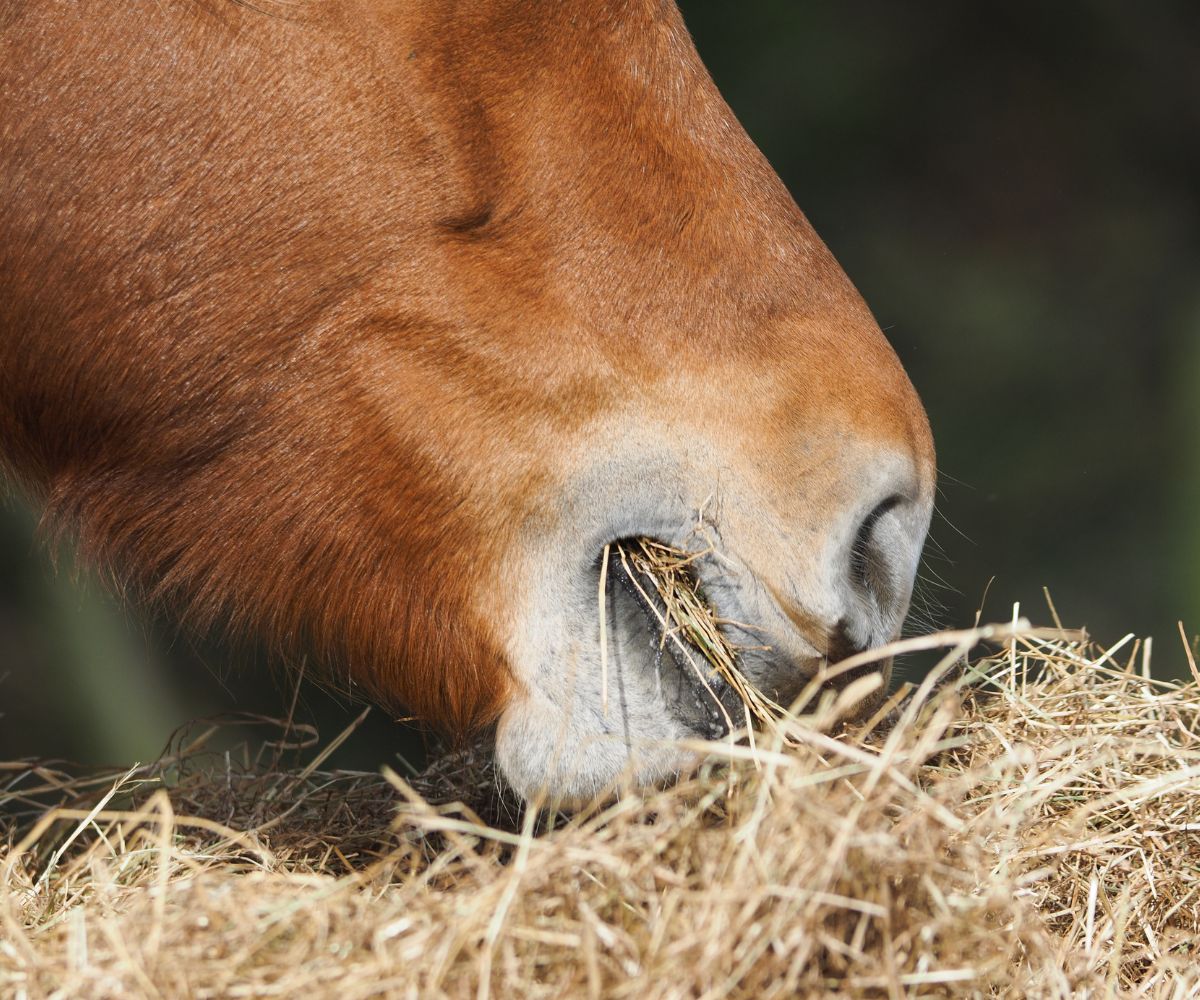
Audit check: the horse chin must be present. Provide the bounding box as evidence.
[493,689,706,808]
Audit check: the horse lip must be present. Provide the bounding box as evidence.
[603,543,738,740]
[691,558,893,712]
[600,541,885,734]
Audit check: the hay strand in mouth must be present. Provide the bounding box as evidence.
[598,542,611,716]
[615,538,789,739]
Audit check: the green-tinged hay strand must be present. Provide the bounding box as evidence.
[4,623,1200,997]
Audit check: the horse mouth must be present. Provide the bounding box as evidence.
[599,541,743,740]
[598,539,893,740]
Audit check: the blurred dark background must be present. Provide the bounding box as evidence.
[2,1,1198,767]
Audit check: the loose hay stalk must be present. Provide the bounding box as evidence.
[3,622,1200,997]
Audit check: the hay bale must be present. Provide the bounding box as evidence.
[3,621,1200,997]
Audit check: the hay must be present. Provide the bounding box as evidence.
[4,625,1200,997]
[616,538,788,737]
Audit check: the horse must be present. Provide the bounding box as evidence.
[0,0,935,800]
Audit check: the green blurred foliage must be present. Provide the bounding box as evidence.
[2,2,1198,763]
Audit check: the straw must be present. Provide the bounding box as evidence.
[3,617,1199,996]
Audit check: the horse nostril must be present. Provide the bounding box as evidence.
[849,493,904,600]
